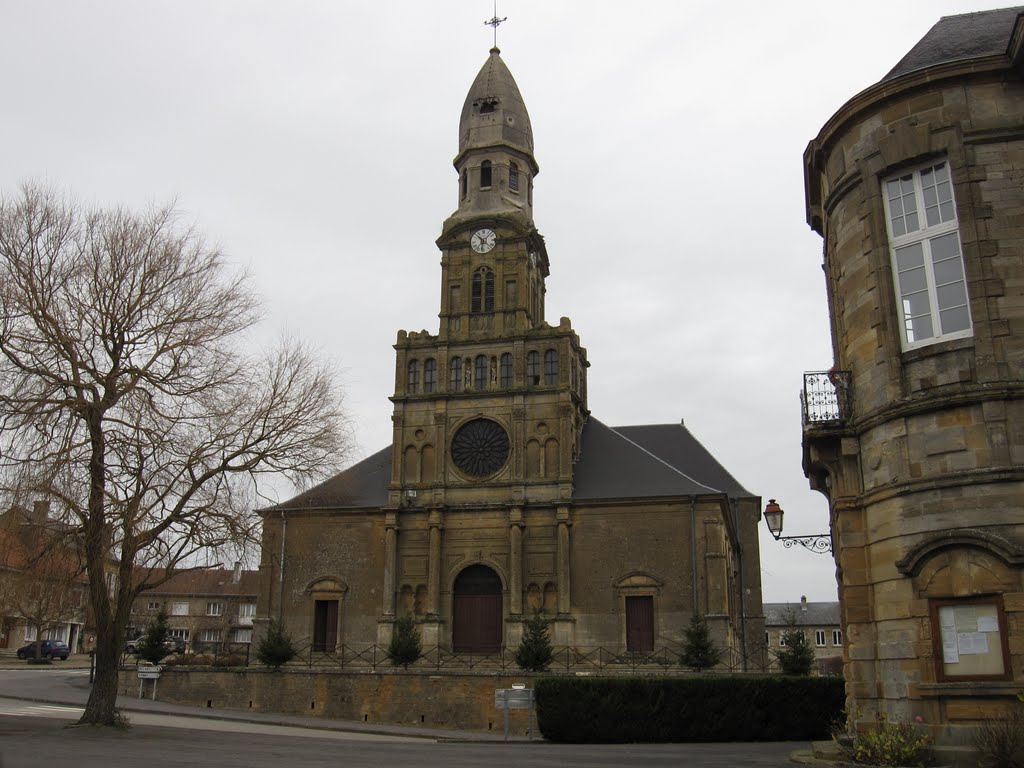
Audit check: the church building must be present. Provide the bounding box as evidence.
[255,47,765,665]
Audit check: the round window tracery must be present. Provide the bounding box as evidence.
[450,418,510,477]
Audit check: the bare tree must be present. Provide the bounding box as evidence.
[0,184,350,725]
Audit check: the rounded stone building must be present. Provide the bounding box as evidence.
[802,7,1024,743]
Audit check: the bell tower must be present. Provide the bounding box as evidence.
[388,46,589,510]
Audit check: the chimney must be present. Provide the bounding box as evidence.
[233,561,242,583]
[801,595,808,611]
[32,500,50,525]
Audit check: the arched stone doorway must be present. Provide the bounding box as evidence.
[452,564,503,652]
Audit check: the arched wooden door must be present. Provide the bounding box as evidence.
[452,564,503,652]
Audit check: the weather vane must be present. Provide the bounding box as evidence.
[484,0,507,48]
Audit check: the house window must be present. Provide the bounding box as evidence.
[472,268,494,313]
[930,596,1011,682]
[509,161,519,192]
[449,357,463,392]
[526,351,540,385]
[474,355,488,390]
[170,628,189,642]
[199,628,222,643]
[499,353,513,388]
[170,602,188,616]
[407,359,419,394]
[765,631,770,646]
[147,601,160,611]
[233,628,253,644]
[24,625,38,642]
[424,358,437,393]
[832,629,842,646]
[206,602,223,617]
[778,633,787,647]
[239,603,256,620]
[480,160,492,189]
[815,630,826,647]
[883,160,972,349]
[543,349,559,385]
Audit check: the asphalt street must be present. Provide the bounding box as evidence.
[0,662,810,767]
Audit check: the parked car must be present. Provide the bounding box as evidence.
[125,635,185,655]
[17,639,70,660]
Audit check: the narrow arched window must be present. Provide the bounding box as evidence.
[424,358,437,393]
[526,351,540,386]
[500,353,513,388]
[471,267,494,313]
[461,170,467,199]
[449,357,463,392]
[544,349,559,385]
[474,355,488,390]
[407,359,419,394]
[509,161,519,192]
[480,160,492,189]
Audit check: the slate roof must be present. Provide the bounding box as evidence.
[267,416,752,512]
[883,6,1024,82]
[137,567,259,597]
[571,418,753,501]
[763,600,840,628]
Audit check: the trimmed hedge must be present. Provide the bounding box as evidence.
[535,675,844,743]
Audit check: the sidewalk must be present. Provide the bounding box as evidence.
[0,654,534,742]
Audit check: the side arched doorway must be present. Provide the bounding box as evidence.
[452,564,503,652]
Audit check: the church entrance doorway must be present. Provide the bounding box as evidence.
[313,599,338,652]
[452,564,503,653]
[625,595,654,652]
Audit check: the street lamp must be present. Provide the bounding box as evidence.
[763,499,832,554]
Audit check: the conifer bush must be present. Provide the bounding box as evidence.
[679,613,722,671]
[515,612,554,672]
[388,615,421,668]
[255,620,297,669]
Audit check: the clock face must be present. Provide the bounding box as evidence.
[450,418,510,477]
[471,228,497,253]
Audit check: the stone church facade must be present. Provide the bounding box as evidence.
[802,8,1024,742]
[256,48,764,664]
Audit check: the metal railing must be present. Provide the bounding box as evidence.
[801,370,851,426]
[289,639,776,675]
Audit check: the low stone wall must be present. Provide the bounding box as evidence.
[118,666,537,735]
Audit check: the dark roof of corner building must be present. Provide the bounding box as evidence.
[763,600,840,627]
[266,417,752,512]
[883,6,1024,82]
[138,567,259,597]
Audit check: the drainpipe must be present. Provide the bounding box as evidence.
[278,510,287,622]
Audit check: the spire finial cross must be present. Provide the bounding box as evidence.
[484,0,507,49]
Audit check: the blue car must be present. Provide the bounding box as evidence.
[16,639,70,660]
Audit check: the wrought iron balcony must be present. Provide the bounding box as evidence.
[801,370,851,426]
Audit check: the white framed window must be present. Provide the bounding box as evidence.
[233,628,253,644]
[206,602,223,617]
[238,603,256,625]
[199,628,222,643]
[24,624,38,642]
[832,629,842,646]
[883,160,972,350]
[815,630,827,647]
[170,628,190,641]
[170,601,188,616]
[778,633,787,647]
[147,601,160,611]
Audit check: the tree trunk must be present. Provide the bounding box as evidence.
[79,632,121,725]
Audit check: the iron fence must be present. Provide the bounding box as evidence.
[801,370,851,425]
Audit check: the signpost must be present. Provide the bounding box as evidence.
[137,664,162,700]
[494,684,534,741]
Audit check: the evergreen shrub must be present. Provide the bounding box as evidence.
[535,675,844,743]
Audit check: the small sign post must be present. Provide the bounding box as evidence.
[494,685,534,741]
[137,664,162,700]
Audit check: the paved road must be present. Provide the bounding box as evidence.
[0,666,809,767]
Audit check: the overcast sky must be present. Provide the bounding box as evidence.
[2,1,1013,602]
